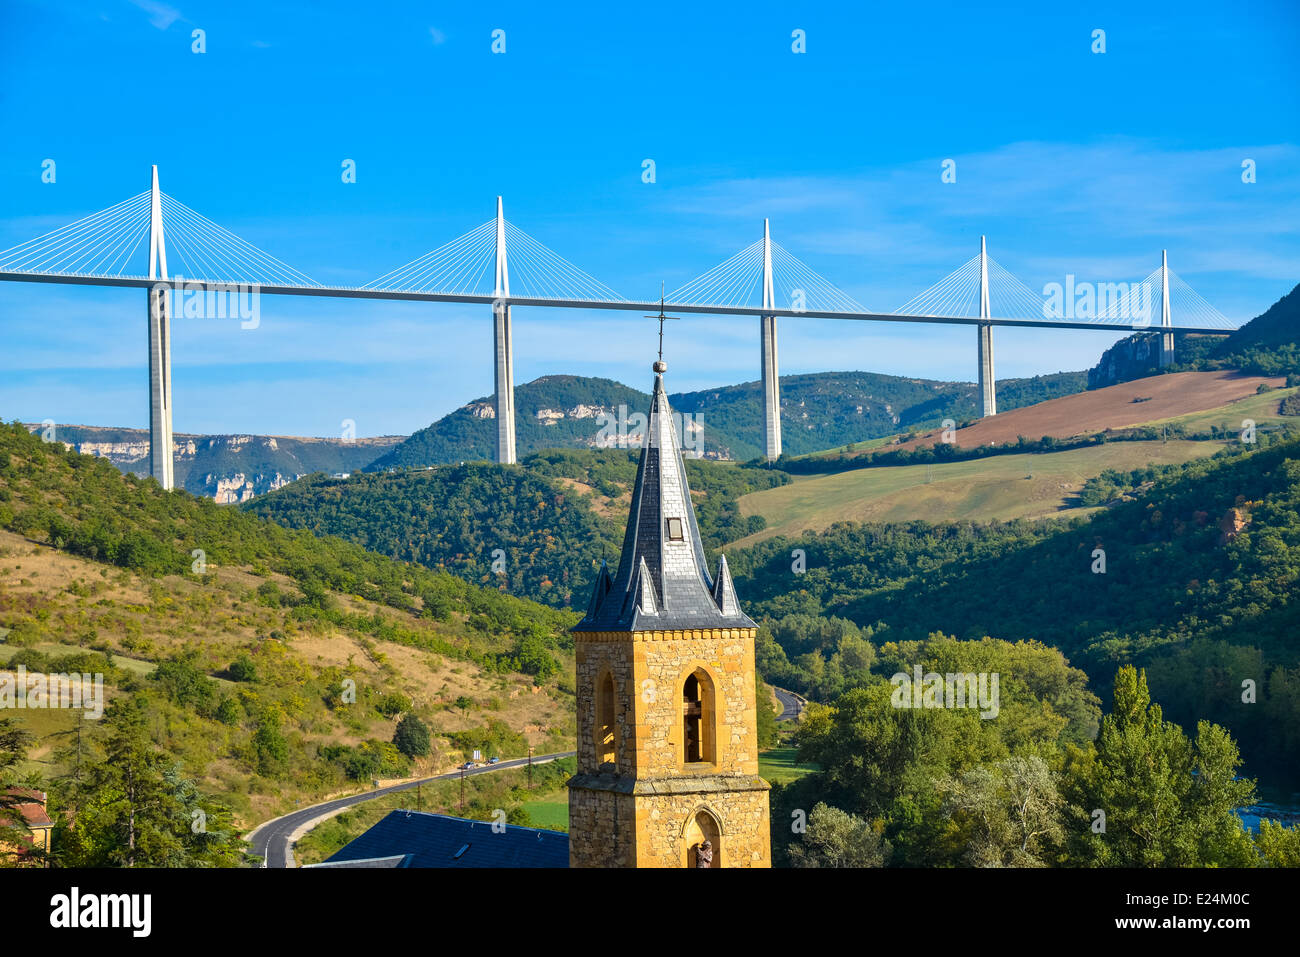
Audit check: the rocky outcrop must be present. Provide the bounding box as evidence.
[209,471,298,504]
[1088,333,1160,389]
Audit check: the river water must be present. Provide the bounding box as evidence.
[1237,784,1300,832]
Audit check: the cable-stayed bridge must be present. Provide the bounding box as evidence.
[0,167,1238,482]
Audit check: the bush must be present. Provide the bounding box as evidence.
[227,654,259,683]
[151,652,219,715]
[251,714,289,776]
[393,713,432,759]
[375,691,411,718]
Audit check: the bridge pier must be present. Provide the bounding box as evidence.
[1159,249,1174,368]
[760,219,782,460]
[147,165,175,489]
[493,197,517,464]
[977,324,996,417]
[977,236,996,417]
[493,301,516,464]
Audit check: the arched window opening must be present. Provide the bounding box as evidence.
[596,672,616,767]
[683,809,722,868]
[681,669,716,764]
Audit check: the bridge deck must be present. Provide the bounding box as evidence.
[0,270,1229,334]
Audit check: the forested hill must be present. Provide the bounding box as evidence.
[0,421,574,663]
[0,421,585,862]
[245,448,790,610]
[367,369,1087,468]
[726,435,1300,780]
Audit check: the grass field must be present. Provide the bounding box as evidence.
[0,641,169,679]
[759,747,819,785]
[521,795,569,830]
[1143,385,1297,435]
[731,438,1226,546]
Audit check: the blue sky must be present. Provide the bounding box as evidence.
[1,0,1297,436]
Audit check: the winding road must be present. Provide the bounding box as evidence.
[245,751,576,867]
[773,686,806,722]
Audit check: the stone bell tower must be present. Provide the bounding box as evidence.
[567,359,771,868]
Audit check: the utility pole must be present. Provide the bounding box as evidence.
[527,745,534,789]
[459,767,465,812]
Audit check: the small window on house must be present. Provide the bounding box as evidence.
[666,517,684,541]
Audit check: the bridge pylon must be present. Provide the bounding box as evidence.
[760,218,782,460]
[147,165,175,489]
[977,235,996,417]
[1159,249,1174,368]
[493,196,517,465]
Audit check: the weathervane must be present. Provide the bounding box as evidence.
[644,281,681,367]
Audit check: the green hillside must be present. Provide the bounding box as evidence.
[245,448,789,609]
[1216,281,1300,354]
[0,421,578,864]
[725,435,1300,782]
[364,374,732,467]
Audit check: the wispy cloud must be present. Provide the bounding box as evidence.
[127,0,183,30]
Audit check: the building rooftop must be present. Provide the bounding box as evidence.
[5,788,52,829]
[575,364,755,633]
[313,810,569,869]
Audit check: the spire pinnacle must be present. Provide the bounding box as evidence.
[645,280,678,374]
[572,360,755,633]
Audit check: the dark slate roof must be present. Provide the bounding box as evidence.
[319,810,569,869]
[306,854,411,869]
[575,365,755,633]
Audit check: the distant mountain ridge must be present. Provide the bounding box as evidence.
[26,424,403,501]
[371,369,1089,469]
[20,368,1089,498]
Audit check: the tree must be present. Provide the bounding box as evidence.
[0,715,36,860]
[251,713,289,777]
[227,654,259,683]
[789,802,890,868]
[1255,819,1300,867]
[942,755,1062,867]
[393,713,432,759]
[151,651,219,715]
[54,697,243,867]
[1066,666,1256,867]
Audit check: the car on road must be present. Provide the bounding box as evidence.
[488,757,500,764]
[460,761,476,769]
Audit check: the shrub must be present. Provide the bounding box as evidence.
[393,713,432,759]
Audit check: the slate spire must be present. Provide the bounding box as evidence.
[575,360,755,632]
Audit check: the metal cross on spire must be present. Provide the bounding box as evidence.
[645,281,681,364]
